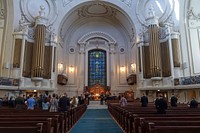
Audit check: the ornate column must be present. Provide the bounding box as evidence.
[31,6,48,80]
[78,43,85,94]
[171,32,180,67]
[109,42,116,90]
[165,23,174,78]
[50,32,57,80]
[138,33,144,79]
[146,5,161,78]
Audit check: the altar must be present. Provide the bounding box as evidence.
[88,84,106,100]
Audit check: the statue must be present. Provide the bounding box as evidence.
[19,15,31,31]
[39,5,46,17]
[148,4,156,18]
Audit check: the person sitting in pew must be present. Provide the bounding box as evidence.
[189,97,198,108]
[155,94,168,114]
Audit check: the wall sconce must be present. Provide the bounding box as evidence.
[69,65,74,73]
[131,63,136,74]
[120,66,126,72]
[58,63,63,73]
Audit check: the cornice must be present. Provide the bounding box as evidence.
[78,31,116,44]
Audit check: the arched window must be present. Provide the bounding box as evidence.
[88,49,106,86]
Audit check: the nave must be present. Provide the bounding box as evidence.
[70,101,123,133]
[69,109,123,133]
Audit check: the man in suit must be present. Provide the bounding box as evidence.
[190,97,198,108]
[141,93,148,107]
[170,94,178,107]
[59,93,70,112]
[155,94,168,114]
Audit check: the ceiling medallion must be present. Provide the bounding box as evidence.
[78,3,116,18]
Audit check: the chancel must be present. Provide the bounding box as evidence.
[0,0,200,133]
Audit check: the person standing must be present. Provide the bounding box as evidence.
[189,97,198,108]
[155,95,168,114]
[120,95,127,107]
[141,93,148,107]
[49,93,59,112]
[15,93,25,110]
[27,94,35,110]
[42,97,50,111]
[59,93,70,112]
[37,95,43,110]
[170,94,178,107]
[100,93,104,105]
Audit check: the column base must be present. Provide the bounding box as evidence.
[151,77,162,86]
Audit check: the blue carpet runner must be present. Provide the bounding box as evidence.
[69,109,124,133]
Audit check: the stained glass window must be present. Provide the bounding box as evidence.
[88,49,106,86]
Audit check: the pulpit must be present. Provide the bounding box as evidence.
[57,74,68,85]
[126,74,137,85]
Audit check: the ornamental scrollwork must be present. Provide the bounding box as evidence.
[187,7,200,20]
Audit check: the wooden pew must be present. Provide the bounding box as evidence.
[108,102,200,133]
[0,121,51,133]
[140,120,200,133]
[0,103,87,133]
[135,117,200,133]
[0,114,61,132]
[0,123,43,133]
[0,118,54,133]
[148,123,200,133]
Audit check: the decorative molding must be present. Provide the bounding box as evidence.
[119,47,125,54]
[136,0,174,27]
[0,9,5,19]
[78,31,116,45]
[20,0,58,26]
[63,0,74,7]
[0,0,5,19]
[187,7,200,20]
[62,0,132,7]
[119,0,132,7]
[77,3,117,18]
[68,47,76,54]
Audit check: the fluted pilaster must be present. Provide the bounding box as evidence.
[172,39,180,67]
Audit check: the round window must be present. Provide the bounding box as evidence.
[69,47,75,53]
[119,47,125,53]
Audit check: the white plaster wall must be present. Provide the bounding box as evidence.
[179,0,200,76]
[55,0,140,36]
[1,0,14,78]
[4,0,200,101]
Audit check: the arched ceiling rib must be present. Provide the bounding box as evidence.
[59,1,135,44]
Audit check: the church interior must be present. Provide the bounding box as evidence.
[0,0,199,103]
[0,0,200,133]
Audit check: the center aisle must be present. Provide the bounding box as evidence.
[69,109,124,133]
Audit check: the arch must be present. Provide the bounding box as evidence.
[57,1,136,45]
[78,31,116,45]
